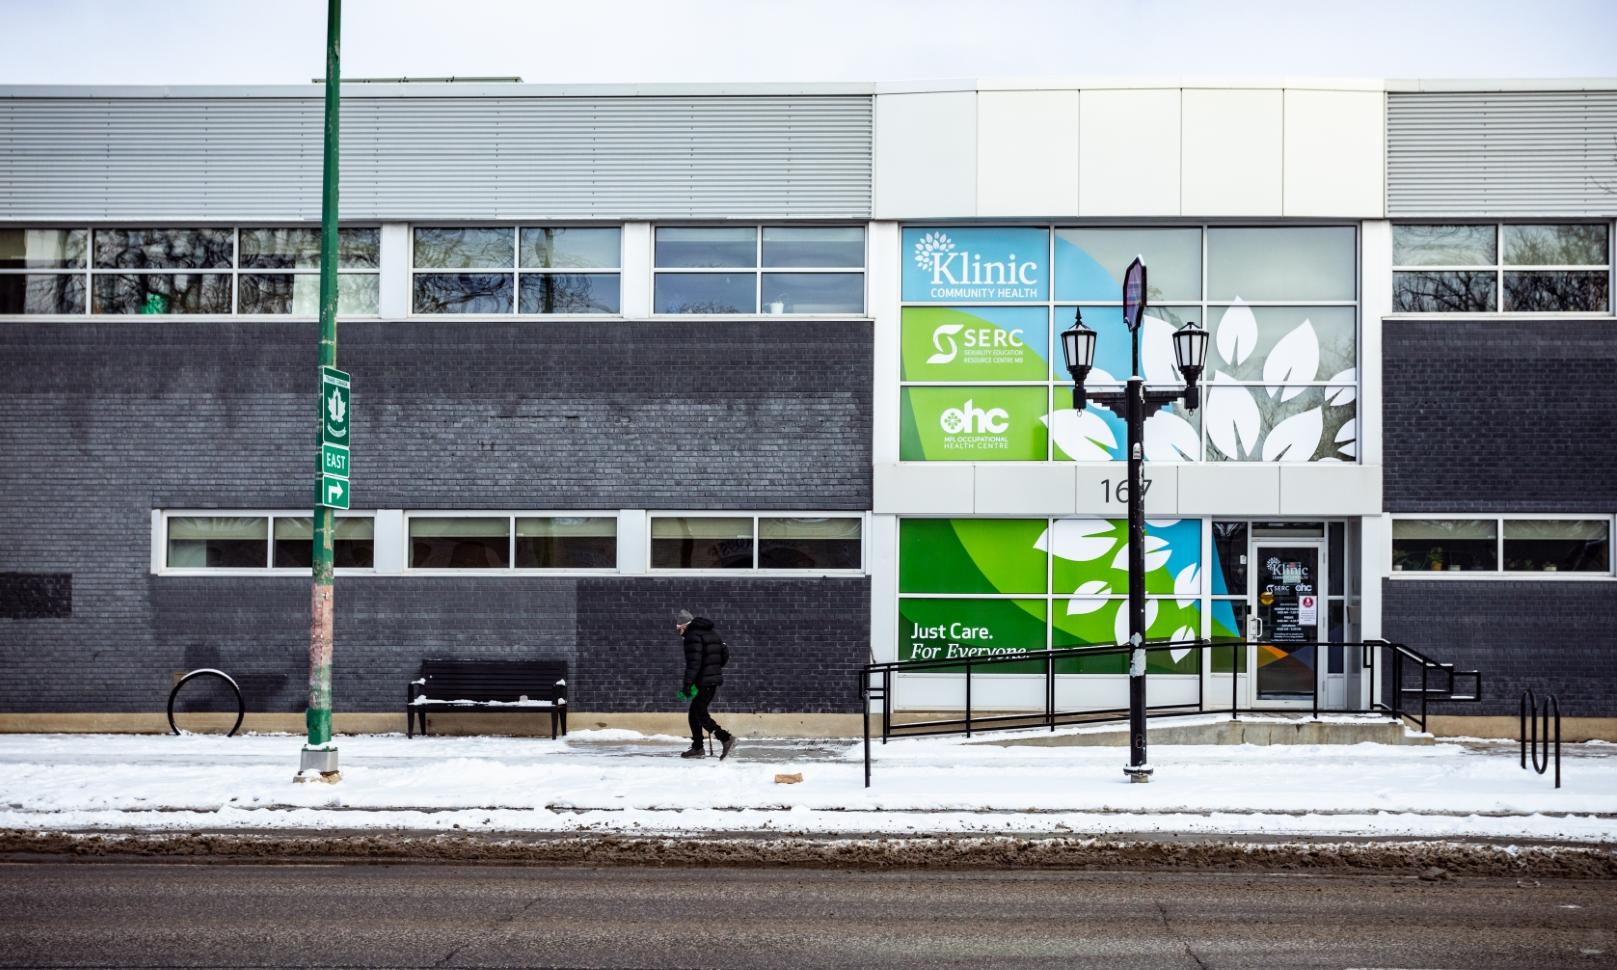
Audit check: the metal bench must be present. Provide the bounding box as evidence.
[406,659,568,738]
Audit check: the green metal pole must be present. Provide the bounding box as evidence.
[304,0,342,772]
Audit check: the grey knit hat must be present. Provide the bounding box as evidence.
[674,609,694,625]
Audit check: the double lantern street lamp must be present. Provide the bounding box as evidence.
[1058,257,1210,783]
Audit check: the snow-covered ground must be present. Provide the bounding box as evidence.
[1,726,1612,843]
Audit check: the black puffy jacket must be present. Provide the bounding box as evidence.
[681,617,727,690]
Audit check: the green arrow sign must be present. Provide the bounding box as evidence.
[317,474,350,510]
[320,366,350,447]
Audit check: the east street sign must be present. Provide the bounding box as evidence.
[321,443,350,478]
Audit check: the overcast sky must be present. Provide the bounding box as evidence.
[3,0,1615,86]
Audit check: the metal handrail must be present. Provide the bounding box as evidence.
[856,638,1478,786]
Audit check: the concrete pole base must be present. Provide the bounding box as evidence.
[297,746,340,782]
[1123,766,1154,783]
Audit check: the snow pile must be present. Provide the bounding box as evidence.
[0,730,1611,842]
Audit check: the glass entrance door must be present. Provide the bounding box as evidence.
[1250,543,1324,705]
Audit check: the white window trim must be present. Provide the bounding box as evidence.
[406,224,625,319]
[1387,512,1617,580]
[402,509,623,575]
[646,510,868,576]
[0,225,384,320]
[650,223,870,318]
[154,509,379,575]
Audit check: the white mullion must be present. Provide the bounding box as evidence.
[754,226,763,313]
[231,226,240,314]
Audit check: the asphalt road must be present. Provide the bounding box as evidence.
[0,861,1612,969]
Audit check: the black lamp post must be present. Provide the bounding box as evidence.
[1060,260,1209,783]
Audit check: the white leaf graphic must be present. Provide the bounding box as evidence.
[1215,298,1258,367]
[1263,320,1320,401]
[1045,407,1117,462]
[1326,368,1356,406]
[1111,532,1170,573]
[1038,518,1116,563]
[1174,563,1200,608]
[1144,410,1199,462]
[1261,407,1324,462]
[1141,313,1178,385]
[1113,599,1160,645]
[1335,417,1357,458]
[1066,581,1112,615]
[1170,625,1198,664]
[1205,373,1260,459]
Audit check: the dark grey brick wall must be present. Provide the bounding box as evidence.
[1383,321,1617,512]
[0,320,872,715]
[1383,579,1617,716]
[575,577,869,715]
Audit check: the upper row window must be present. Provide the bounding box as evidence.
[1392,224,1611,314]
[0,227,380,315]
[654,226,866,315]
[412,227,622,315]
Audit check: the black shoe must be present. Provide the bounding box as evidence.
[680,746,705,759]
[719,735,737,761]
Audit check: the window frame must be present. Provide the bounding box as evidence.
[646,511,867,575]
[407,224,624,318]
[651,224,869,317]
[403,510,622,575]
[1390,221,1616,317]
[1388,513,1616,579]
[0,225,383,318]
[156,510,378,574]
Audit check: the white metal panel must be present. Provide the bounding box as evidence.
[868,513,899,665]
[1387,91,1617,216]
[1073,465,1180,516]
[869,222,902,465]
[0,95,873,220]
[372,510,406,574]
[975,91,1080,217]
[1180,89,1283,217]
[873,463,974,515]
[1176,464,1281,515]
[974,464,1077,515]
[1283,90,1385,217]
[1277,464,1383,515]
[1077,89,1180,216]
[873,92,977,219]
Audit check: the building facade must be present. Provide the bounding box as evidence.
[1,79,1613,735]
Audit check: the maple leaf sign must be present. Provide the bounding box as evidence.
[327,387,346,425]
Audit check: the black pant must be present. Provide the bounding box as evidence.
[688,684,729,748]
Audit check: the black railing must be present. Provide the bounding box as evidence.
[856,638,1480,786]
[1521,690,1562,789]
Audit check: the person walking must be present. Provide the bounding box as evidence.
[675,609,736,760]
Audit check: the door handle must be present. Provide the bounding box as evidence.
[1251,615,1264,639]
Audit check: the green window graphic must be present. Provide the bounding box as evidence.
[898,517,1205,675]
[899,386,1048,461]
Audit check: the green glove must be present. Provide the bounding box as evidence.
[678,685,697,701]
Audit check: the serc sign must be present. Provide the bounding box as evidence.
[903,227,1049,303]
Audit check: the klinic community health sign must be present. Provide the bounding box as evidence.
[903,228,1049,303]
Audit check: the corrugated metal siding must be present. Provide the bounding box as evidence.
[1388,91,1617,216]
[0,96,873,220]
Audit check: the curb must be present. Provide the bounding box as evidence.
[4,829,1614,879]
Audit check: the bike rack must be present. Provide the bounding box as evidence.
[1520,689,1562,789]
[167,668,245,737]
